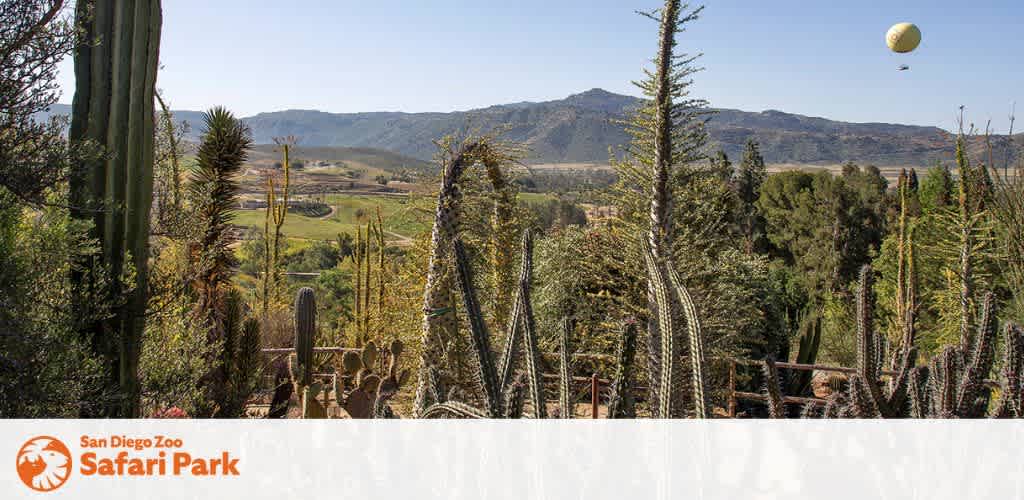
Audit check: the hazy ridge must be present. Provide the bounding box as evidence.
[43,89,1020,167]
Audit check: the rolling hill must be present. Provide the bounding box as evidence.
[42,89,1021,167]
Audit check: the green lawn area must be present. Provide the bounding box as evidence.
[518,192,558,204]
[231,192,565,242]
[231,194,433,242]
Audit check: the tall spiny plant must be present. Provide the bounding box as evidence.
[422,231,553,419]
[624,0,712,419]
[376,206,386,325]
[483,155,520,335]
[154,91,183,219]
[956,135,976,347]
[606,320,639,419]
[260,137,293,317]
[290,287,324,418]
[352,223,363,340]
[189,108,251,326]
[187,107,255,416]
[69,0,163,417]
[412,136,521,415]
[558,317,574,419]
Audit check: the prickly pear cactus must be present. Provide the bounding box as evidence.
[335,340,409,418]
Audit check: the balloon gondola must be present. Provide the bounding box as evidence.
[887,23,921,71]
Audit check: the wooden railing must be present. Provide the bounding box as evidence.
[260,347,994,418]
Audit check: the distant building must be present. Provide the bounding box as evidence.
[239,199,268,209]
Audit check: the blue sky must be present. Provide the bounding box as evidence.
[57,0,1023,131]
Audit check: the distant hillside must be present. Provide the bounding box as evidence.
[246,144,433,173]
[42,90,1021,167]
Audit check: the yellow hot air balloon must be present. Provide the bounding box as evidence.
[886,23,921,53]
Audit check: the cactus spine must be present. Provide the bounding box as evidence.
[69,0,162,417]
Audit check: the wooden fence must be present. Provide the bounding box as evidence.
[258,348,942,418]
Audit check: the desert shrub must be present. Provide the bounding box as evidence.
[0,193,110,417]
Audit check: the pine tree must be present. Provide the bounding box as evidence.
[920,161,955,212]
[710,149,732,182]
[735,138,767,253]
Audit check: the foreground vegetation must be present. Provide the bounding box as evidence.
[1,0,1021,419]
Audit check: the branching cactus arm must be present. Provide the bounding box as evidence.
[453,238,502,418]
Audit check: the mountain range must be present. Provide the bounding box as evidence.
[44,89,1020,167]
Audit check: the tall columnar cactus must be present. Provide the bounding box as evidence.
[558,317,574,419]
[607,320,639,419]
[452,237,503,417]
[291,287,320,418]
[852,266,885,417]
[293,287,316,387]
[955,136,975,348]
[992,323,1024,418]
[512,230,546,418]
[954,292,997,417]
[363,221,372,336]
[844,265,917,418]
[642,237,708,418]
[641,0,693,421]
[762,358,786,419]
[642,237,678,418]
[69,0,163,417]
[829,282,1009,419]
[413,140,483,416]
[483,156,518,335]
[423,230,546,419]
[666,262,710,418]
[353,224,362,337]
[376,207,387,321]
[261,140,292,317]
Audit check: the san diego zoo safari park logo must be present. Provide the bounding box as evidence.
[14,434,241,493]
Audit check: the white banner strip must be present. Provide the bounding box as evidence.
[4,420,1023,499]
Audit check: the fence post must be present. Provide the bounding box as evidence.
[591,373,599,419]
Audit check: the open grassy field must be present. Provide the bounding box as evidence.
[232,193,434,242]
